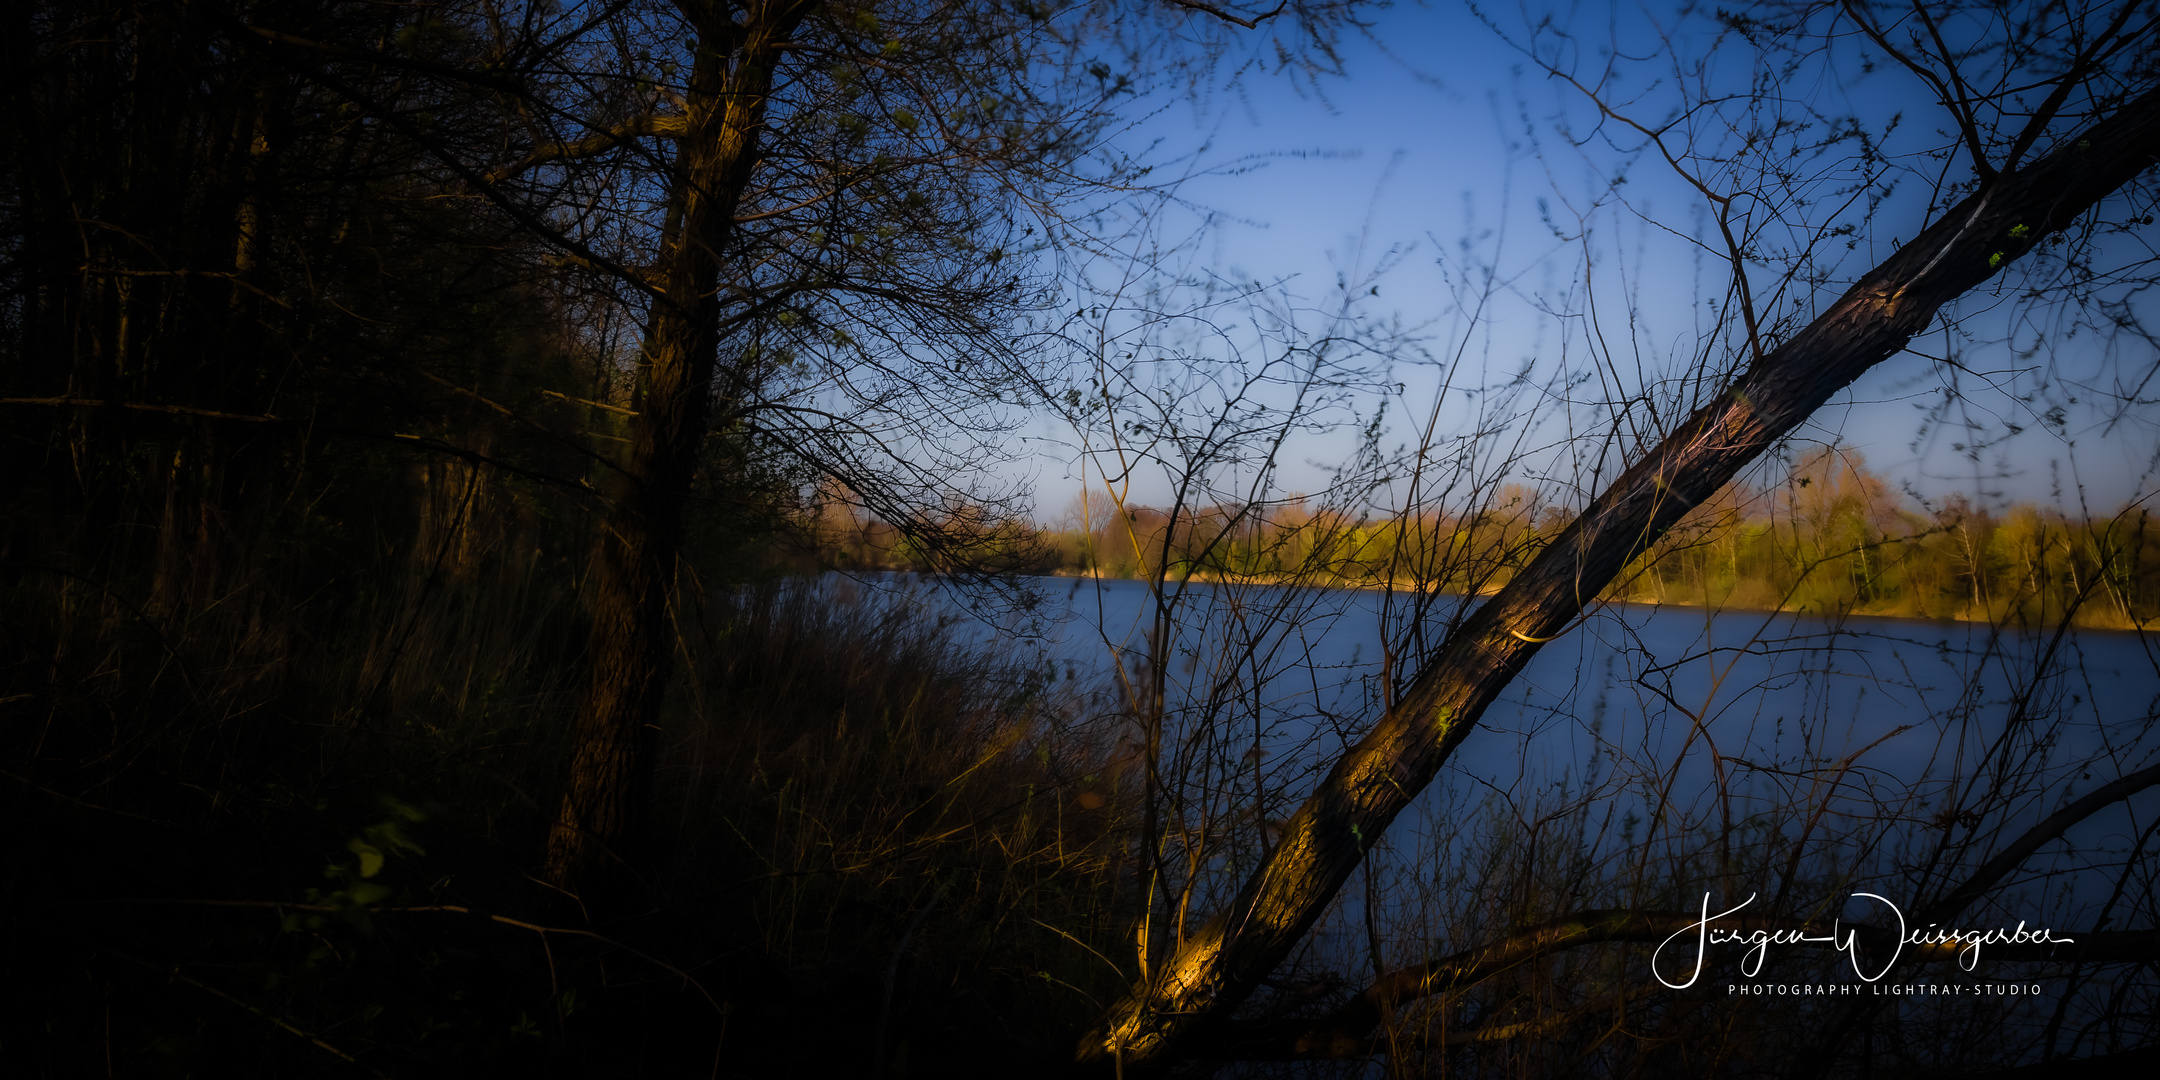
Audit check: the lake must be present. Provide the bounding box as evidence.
[851,572,2160,956]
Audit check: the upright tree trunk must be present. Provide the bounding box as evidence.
[1078,87,2160,1069]
[544,1,812,904]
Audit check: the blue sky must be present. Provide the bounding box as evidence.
[1016,1,2160,519]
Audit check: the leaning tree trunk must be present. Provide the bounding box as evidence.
[543,1,812,904]
[1077,87,2160,1070]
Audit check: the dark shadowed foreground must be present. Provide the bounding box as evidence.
[3,573,1133,1076]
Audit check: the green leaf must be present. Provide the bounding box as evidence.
[349,839,385,878]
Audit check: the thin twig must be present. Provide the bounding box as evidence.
[101,948,391,1078]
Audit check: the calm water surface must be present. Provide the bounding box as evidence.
[858,573,2160,926]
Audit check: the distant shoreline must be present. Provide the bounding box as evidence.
[1024,569,2154,636]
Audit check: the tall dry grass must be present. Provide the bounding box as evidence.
[3,551,1132,1077]
[649,579,1135,1075]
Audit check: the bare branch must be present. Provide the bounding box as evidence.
[1161,0,1289,31]
[1838,0,1998,180]
[231,21,529,95]
[487,114,690,184]
[1077,79,2160,1072]
[1799,759,2160,1073]
[1214,905,2160,1059]
[0,397,599,495]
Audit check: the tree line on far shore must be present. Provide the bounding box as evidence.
[816,446,2160,629]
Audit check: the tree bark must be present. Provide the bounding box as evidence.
[1077,87,2160,1069]
[543,0,814,904]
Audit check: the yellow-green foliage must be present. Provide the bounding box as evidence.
[1616,449,2160,628]
[842,450,2158,628]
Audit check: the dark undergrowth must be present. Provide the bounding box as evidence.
[3,560,1131,1079]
